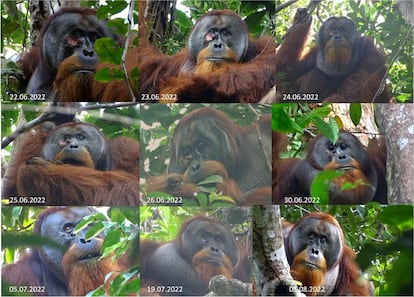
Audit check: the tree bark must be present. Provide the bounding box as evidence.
[252,206,302,296]
[375,104,414,204]
[28,0,51,46]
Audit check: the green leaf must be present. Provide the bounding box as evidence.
[272,104,302,132]
[107,18,128,36]
[198,185,217,193]
[96,1,128,19]
[350,103,362,126]
[310,170,343,204]
[244,11,266,35]
[328,117,340,144]
[196,192,208,206]
[313,117,330,138]
[197,175,223,185]
[208,193,236,206]
[297,105,332,128]
[85,221,105,240]
[313,117,339,144]
[174,9,193,32]
[74,212,107,233]
[102,230,121,249]
[94,37,123,64]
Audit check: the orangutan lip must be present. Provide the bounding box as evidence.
[302,261,319,269]
[74,69,95,74]
[206,57,232,62]
[204,258,223,265]
[78,252,100,261]
[336,166,354,171]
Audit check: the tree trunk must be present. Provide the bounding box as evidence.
[253,206,302,296]
[28,0,51,46]
[375,104,414,204]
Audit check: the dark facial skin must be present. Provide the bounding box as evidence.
[318,17,357,49]
[310,132,367,170]
[316,16,360,76]
[168,116,237,175]
[38,207,95,280]
[188,13,249,63]
[42,12,113,74]
[41,123,108,169]
[179,219,239,266]
[27,9,118,98]
[288,217,343,269]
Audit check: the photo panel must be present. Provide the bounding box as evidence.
[272,103,413,205]
[138,0,277,103]
[274,0,413,103]
[1,102,140,207]
[1,206,139,296]
[140,103,272,206]
[1,3,137,103]
[139,206,252,296]
[252,204,413,296]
